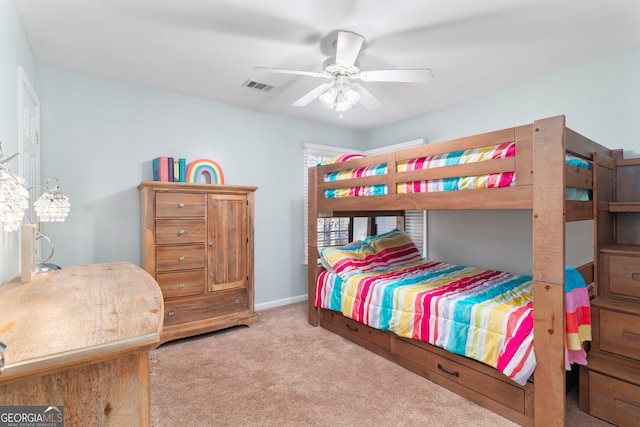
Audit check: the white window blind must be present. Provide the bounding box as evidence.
[375,211,427,256]
[303,139,428,264]
[303,144,361,264]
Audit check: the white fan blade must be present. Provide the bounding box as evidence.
[254,67,329,79]
[292,83,332,107]
[352,84,383,110]
[358,69,433,83]
[335,31,364,68]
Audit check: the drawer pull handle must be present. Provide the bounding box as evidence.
[208,241,213,246]
[178,283,185,288]
[623,331,640,343]
[235,299,240,305]
[346,324,359,332]
[168,311,174,316]
[437,363,460,377]
[632,272,640,281]
[179,256,185,261]
[178,203,185,208]
[178,229,185,235]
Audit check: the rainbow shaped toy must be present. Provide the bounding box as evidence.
[186,159,224,184]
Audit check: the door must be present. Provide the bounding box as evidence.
[207,193,247,292]
[18,67,41,224]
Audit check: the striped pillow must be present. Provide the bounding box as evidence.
[320,241,389,279]
[364,229,423,268]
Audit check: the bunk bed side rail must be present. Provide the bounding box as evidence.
[565,128,614,160]
[313,123,536,212]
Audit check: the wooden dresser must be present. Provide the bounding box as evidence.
[580,157,640,426]
[0,262,162,426]
[139,181,258,344]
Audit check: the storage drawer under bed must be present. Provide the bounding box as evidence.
[320,309,391,351]
[394,336,528,414]
[318,308,531,417]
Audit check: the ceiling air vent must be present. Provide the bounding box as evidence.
[243,79,274,92]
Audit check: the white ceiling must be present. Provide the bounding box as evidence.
[12,0,640,130]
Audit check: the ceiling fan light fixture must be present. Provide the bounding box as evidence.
[319,86,338,109]
[335,86,360,112]
[320,83,360,112]
[258,30,431,112]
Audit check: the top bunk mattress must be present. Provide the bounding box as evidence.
[320,143,592,200]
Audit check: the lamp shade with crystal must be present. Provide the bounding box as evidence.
[0,169,29,232]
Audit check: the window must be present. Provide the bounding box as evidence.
[303,144,361,264]
[317,217,351,247]
[303,139,428,264]
[375,211,427,255]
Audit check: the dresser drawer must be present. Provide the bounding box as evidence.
[163,288,249,326]
[156,192,205,217]
[609,255,640,298]
[599,309,640,361]
[156,219,206,245]
[394,337,526,414]
[156,269,206,299]
[156,245,206,272]
[320,309,390,351]
[587,371,640,427]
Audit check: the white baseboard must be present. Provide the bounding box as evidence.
[255,294,308,311]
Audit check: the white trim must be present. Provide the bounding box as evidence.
[302,142,361,154]
[255,294,308,311]
[364,138,426,155]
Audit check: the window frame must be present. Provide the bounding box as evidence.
[303,139,428,265]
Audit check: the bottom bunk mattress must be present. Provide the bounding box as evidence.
[315,258,591,386]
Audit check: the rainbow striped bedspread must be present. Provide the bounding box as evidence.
[321,143,592,200]
[315,260,591,386]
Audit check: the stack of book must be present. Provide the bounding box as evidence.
[153,157,187,182]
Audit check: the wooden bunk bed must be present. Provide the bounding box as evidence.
[306,115,616,426]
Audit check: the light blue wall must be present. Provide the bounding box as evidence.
[36,66,362,304]
[363,47,640,156]
[363,47,640,275]
[3,0,639,300]
[0,1,37,284]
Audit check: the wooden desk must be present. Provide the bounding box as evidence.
[0,262,163,426]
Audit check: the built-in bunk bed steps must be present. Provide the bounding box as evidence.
[580,158,640,426]
[319,308,534,426]
[579,351,640,427]
[599,245,640,298]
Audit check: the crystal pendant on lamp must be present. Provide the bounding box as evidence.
[0,168,29,232]
[34,191,70,222]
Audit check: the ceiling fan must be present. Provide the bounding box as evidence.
[255,31,433,112]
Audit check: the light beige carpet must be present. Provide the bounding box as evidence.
[150,302,611,426]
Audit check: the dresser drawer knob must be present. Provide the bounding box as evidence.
[208,241,213,246]
[235,299,240,305]
[168,311,175,316]
[178,229,185,235]
[178,283,185,288]
[179,256,185,261]
[178,203,185,208]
